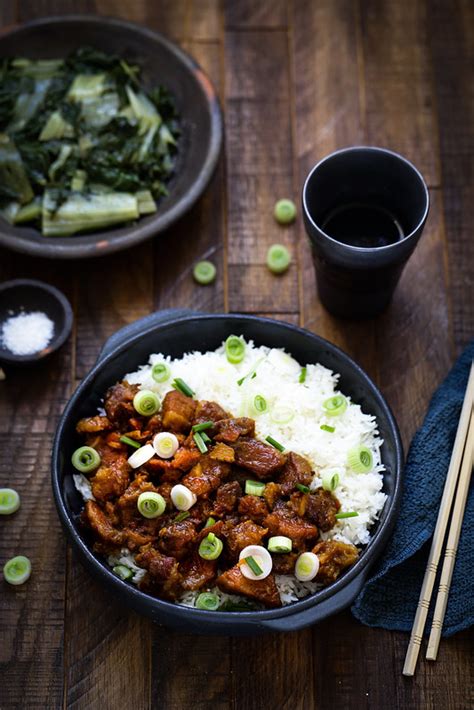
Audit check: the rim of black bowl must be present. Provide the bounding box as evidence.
[0,15,223,260]
[302,145,430,252]
[0,278,73,363]
[52,314,404,626]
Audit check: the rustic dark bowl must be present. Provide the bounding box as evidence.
[0,279,73,364]
[0,16,222,259]
[52,310,404,635]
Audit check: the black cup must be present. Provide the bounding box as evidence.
[302,146,429,318]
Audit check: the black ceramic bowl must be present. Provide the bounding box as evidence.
[0,279,73,364]
[0,16,222,259]
[52,311,403,634]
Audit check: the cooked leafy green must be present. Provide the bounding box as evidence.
[0,47,180,236]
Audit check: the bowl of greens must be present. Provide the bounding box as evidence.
[0,15,222,259]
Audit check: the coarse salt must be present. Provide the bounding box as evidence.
[1,311,54,355]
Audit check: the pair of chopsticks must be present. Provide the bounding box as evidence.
[403,361,474,676]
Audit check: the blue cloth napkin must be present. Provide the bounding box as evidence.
[352,340,474,636]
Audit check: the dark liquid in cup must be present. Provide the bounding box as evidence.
[321,203,405,248]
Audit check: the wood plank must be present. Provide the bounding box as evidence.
[430,0,474,352]
[189,0,221,41]
[360,0,440,187]
[16,0,95,19]
[224,0,288,29]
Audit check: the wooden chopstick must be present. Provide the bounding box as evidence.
[426,409,474,660]
[403,361,474,676]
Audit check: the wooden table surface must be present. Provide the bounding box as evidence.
[1,1,473,708]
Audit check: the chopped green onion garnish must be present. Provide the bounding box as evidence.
[265,435,285,452]
[198,533,223,560]
[193,260,217,285]
[322,471,340,492]
[120,435,141,449]
[201,432,211,444]
[335,511,359,519]
[133,389,160,416]
[267,536,292,553]
[299,367,307,383]
[320,424,335,433]
[172,377,195,398]
[270,406,294,424]
[225,335,246,364]
[237,358,264,386]
[274,198,297,225]
[296,483,310,494]
[196,592,220,611]
[192,421,213,432]
[153,432,179,458]
[266,244,291,274]
[347,445,373,473]
[205,517,216,528]
[151,362,171,383]
[245,480,266,496]
[113,565,133,581]
[71,446,101,473]
[174,511,190,522]
[253,395,267,413]
[295,552,319,581]
[3,555,31,585]
[244,556,263,576]
[322,395,347,417]
[0,488,20,515]
[193,432,208,454]
[137,492,166,519]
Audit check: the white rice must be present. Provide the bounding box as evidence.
[75,339,386,607]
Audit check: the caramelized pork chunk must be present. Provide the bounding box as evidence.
[224,520,267,558]
[135,544,181,600]
[213,417,255,443]
[104,381,139,426]
[181,455,231,498]
[194,400,230,424]
[158,519,198,560]
[214,481,242,514]
[278,451,313,494]
[76,415,112,434]
[82,500,124,546]
[237,495,269,524]
[306,489,340,531]
[90,454,129,501]
[233,439,286,479]
[312,540,359,584]
[216,565,281,608]
[179,552,217,591]
[161,390,196,432]
[264,503,318,544]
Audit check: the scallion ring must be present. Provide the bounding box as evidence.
[268,536,292,553]
[153,432,179,459]
[225,335,246,364]
[239,545,272,580]
[171,484,197,511]
[137,491,166,519]
[322,471,340,492]
[253,395,267,413]
[0,488,20,515]
[133,389,160,416]
[198,533,223,560]
[347,445,373,473]
[205,517,216,528]
[295,552,319,582]
[113,565,133,581]
[271,406,294,424]
[151,362,171,383]
[128,443,155,469]
[274,198,297,225]
[245,480,266,496]
[71,446,101,473]
[196,592,220,611]
[266,244,291,274]
[3,555,31,585]
[193,260,216,285]
[322,394,347,417]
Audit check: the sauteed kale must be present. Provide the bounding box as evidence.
[0,47,180,235]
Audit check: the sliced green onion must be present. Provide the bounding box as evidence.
[265,435,285,452]
[237,357,264,386]
[274,198,297,225]
[151,362,170,383]
[113,564,133,581]
[322,471,340,491]
[268,536,292,553]
[71,446,101,473]
[322,395,347,417]
[244,556,263,576]
[133,389,160,416]
[320,424,335,433]
[128,443,155,469]
[171,484,197,511]
[266,244,291,274]
[153,432,179,459]
[347,445,373,473]
[198,533,223,560]
[172,378,195,398]
[120,435,141,449]
[174,511,190,522]
[193,260,216,285]
[3,555,31,585]
[205,517,216,528]
[225,335,246,364]
[299,367,307,384]
[253,395,267,413]
[271,406,294,424]
[335,511,359,519]
[295,552,319,582]
[201,432,212,444]
[245,480,266,496]
[137,492,166,519]
[193,432,208,454]
[192,421,213,432]
[296,483,310,494]
[0,488,20,515]
[196,592,220,611]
